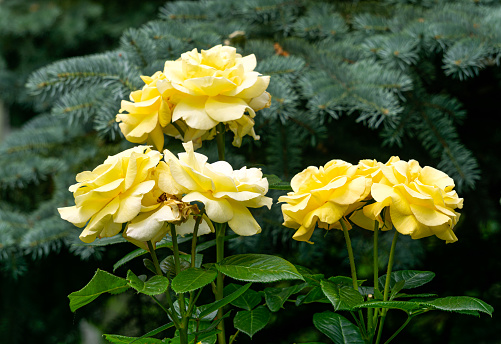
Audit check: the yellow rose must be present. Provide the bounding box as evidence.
[278,160,372,243]
[163,141,272,236]
[116,71,174,151]
[123,161,212,249]
[352,159,463,243]
[58,146,161,243]
[158,45,271,147]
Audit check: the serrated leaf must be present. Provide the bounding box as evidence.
[425,296,493,316]
[160,255,191,278]
[224,283,262,310]
[217,254,304,282]
[68,269,130,312]
[302,274,325,286]
[328,276,365,287]
[198,283,252,318]
[313,311,364,344]
[264,284,305,312]
[113,247,148,272]
[234,306,271,338]
[295,285,329,306]
[393,293,437,299]
[171,268,217,293]
[354,296,493,317]
[126,270,169,296]
[320,280,364,311]
[353,300,426,314]
[379,270,435,290]
[79,234,127,246]
[389,280,406,301]
[103,334,164,344]
[143,259,157,274]
[169,330,220,344]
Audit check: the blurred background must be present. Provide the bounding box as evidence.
[0,0,500,343]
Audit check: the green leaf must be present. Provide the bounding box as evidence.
[425,296,493,316]
[68,269,130,312]
[320,280,364,311]
[313,311,364,344]
[264,284,305,312]
[379,270,435,290]
[217,254,304,282]
[353,300,425,314]
[171,268,217,293]
[198,283,252,318]
[328,276,365,287]
[389,280,406,301]
[195,234,238,253]
[354,296,494,317]
[103,334,164,344]
[78,234,127,246]
[168,330,220,344]
[143,259,157,275]
[114,247,148,272]
[263,174,293,191]
[295,286,329,305]
[393,293,437,299]
[234,305,271,338]
[126,270,169,296]
[160,255,191,278]
[224,283,262,310]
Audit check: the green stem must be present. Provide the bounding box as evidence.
[216,222,227,344]
[170,225,188,344]
[151,295,171,316]
[340,218,367,338]
[340,218,358,291]
[375,230,399,344]
[373,220,380,293]
[229,330,240,344]
[147,241,180,329]
[383,316,412,344]
[372,220,380,333]
[216,122,225,161]
[191,215,202,268]
[172,121,185,140]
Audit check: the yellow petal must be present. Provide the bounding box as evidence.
[176,216,212,237]
[173,97,218,130]
[205,96,250,122]
[183,77,236,96]
[182,191,234,224]
[79,197,120,243]
[227,201,261,236]
[233,75,270,99]
[292,225,315,243]
[409,204,450,227]
[248,91,271,112]
[114,180,155,223]
[419,166,455,191]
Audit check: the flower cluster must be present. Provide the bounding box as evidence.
[116,45,271,151]
[279,157,463,243]
[59,143,271,248]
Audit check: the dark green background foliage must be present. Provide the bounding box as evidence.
[0,0,500,343]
